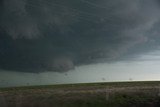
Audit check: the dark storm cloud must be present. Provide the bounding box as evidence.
[0,0,160,72]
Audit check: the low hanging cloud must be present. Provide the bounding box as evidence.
[0,0,160,72]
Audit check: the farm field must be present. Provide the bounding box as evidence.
[0,81,160,107]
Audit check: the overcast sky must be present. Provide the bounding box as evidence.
[1,0,160,87]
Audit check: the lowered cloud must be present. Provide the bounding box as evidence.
[0,0,160,72]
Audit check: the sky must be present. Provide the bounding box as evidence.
[0,0,160,87]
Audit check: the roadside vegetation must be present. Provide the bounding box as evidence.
[0,81,160,107]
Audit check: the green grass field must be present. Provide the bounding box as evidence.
[0,81,160,107]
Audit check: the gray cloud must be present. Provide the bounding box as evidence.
[0,0,160,72]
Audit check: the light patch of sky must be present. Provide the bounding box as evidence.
[1,50,160,87]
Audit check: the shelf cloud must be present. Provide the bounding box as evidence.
[0,0,160,72]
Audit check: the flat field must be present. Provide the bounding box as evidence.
[0,81,160,107]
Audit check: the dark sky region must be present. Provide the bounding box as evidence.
[1,0,160,87]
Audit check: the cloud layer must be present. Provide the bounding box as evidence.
[0,0,160,72]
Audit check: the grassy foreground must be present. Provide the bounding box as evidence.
[0,81,160,107]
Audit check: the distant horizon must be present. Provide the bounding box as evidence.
[1,56,160,88]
